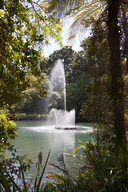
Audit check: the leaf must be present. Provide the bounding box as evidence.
[36,149,51,192]
[0,163,22,192]
[0,163,11,192]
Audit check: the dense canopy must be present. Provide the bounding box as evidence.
[0,0,63,106]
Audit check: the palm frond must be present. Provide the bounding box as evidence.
[45,0,86,16]
[67,0,107,42]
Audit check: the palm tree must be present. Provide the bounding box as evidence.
[45,0,128,154]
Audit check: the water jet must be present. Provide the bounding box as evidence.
[47,60,76,129]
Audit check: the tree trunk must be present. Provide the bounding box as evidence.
[107,0,127,154]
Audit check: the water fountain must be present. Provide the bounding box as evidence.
[47,60,76,129]
[49,108,76,129]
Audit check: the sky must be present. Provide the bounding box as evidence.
[43,18,90,57]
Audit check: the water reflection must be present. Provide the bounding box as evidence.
[10,121,93,181]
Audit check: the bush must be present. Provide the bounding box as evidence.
[0,109,17,153]
[42,130,128,192]
[9,112,47,120]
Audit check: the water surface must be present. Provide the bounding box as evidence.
[10,121,94,181]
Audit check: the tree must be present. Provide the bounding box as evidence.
[0,109,17,153]
[107,0,127,155]
[9,73,49,119]
[43,47,91,119]
[0,0,63,152]
[46,0,128,154]
[43,47,75,112]
[80,15,112,123]
[44,46,75,83]
[0,0,63,107]
[66,51,91,121]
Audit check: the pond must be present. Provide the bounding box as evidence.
[10,121,94,182]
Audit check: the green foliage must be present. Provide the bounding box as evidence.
[45,46,75,77]
[66,73,90,121]
[0,150,51,192]
[42,131,128,192]
[43,47,91,120]
[47,0,128,156]
[9,113,47,120]
[46,0,107,41]
[48,91,63,110]
[124,114,128,131]
[8,46,91,121]
[79,13,112,123]
[0,109,17,152]
[0,154,31,191]
[66,51,91,118]
[0,0,63,107]
[74,144,128,191]
[8,73,49,118]
[0,0,127,191]
[0,126,127,192]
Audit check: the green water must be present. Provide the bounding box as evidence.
[10,121,94,181]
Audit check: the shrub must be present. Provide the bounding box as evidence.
[0,109,17,153]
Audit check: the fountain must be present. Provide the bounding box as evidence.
[47,60,76,129]
[49,108,76,129]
